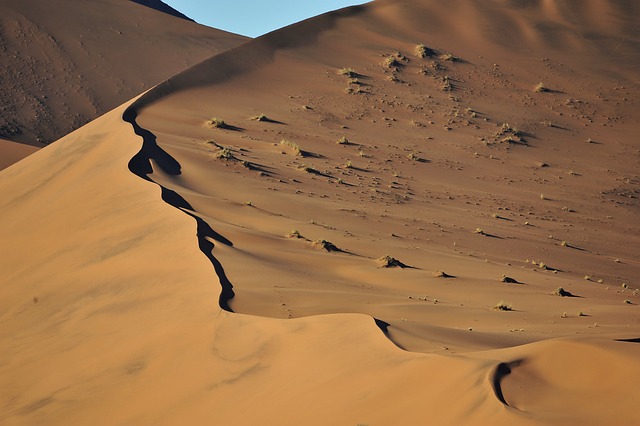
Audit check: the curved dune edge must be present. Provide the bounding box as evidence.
[0,84,637,426]
[0,101,509,424]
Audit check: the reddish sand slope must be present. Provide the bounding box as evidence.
[0,0,247,148]
[0,139,39,170]
[1,0,639,424]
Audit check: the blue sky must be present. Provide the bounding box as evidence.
[162,1,370,38]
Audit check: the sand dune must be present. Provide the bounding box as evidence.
[0,138,39,170]
[1,0,639,424]
[0,0,247,150]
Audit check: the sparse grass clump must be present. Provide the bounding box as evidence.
[384,56,402,68]
[554,287,573,297]
[207,117,228,129]
[280,139,302,156]
[251,114,269,122]
[474,228,485,235]
[415,43,434,58]
[494,300,512,311]
[534,82,548,93]
[407,152,420,161]
[314,239,341,252]
[377,255,408,268]
[440,53,459,62]
[297,164,317,174]
[501,275,518,284]
[338,67,358,78]
[286,230,304,239]
[214,147,235,160]
[337,136,350,145]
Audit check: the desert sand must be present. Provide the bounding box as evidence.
[0,0,247,163]
[1,0,639,424]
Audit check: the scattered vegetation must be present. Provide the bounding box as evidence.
[336,136,350,145]
[286,230,309,240]
[377,255,408,268]
[415,43,434,58]
[337,67,358,78]
[280,139,302,156]
[214,146,235,160]
[434,270,454,278]
[314,239,341,252]
[439,53,459,62]
[407,152,421,161]
[207,117,228,129]
[384,56,402,68]
[297,164,318,174]
[501,275,519,284]
[251,114,270,122]
[534,82,548,93]
[494,300,513,311]
[554,287,573,297]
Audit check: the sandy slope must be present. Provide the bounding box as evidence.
[0,139,39,170]
[0,0,247,149]
[1,0,640,424]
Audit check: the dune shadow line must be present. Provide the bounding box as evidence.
[123,107,235,312]
[490,360,523,408]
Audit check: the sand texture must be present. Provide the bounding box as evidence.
[1,0,639,424]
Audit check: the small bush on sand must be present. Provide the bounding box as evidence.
[314,239,341,252]
[534,82,548,93]
[280,139,302,156]
[554,287,573,297]
[251,114,269,122]
[214,147,235,160]
[494,300,512,311]
[207,117,228,129]
[377,255,408,268]
[415,43,434,58]
[338,67,358,78]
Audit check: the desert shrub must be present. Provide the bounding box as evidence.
[207,117,228,129]
[251,114,269,122]
[534,82,548,93]
[377,255,407,268]
[338,67,357,78]
[314,239,340,252]
[280,139,302,156]
[494,300,512,311]
[554,287,572,297]
[415,43,434,58]
[214,147,234,160]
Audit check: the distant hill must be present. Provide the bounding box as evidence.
[0,0,248,148]
[129,0,194,21]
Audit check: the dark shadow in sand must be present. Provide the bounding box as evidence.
[124,107,235,312]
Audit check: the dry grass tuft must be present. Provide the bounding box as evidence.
[377,255,408,268]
